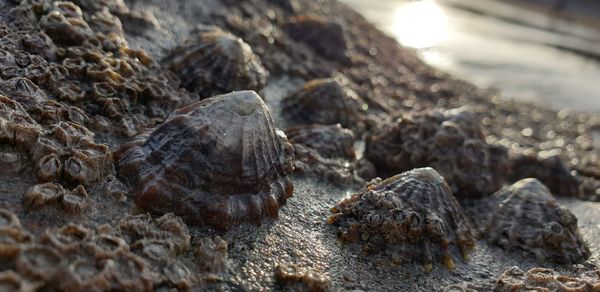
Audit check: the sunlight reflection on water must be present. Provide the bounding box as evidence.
[393,0,449,49]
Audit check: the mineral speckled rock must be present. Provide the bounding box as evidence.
[329,167,475,271]
[164,28,269,96]
[116,90,294,231]
[483,178,589,264]
[494,266,600,292]
[281,78,367,130]
[366,107,501,197]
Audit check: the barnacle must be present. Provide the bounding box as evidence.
[195,237,227,274]
[329,168,475,270]
[284,16,350,63]
[106,252,153,291]
[483,178,589,264]
[131,239,176,266]
[86,234,130,260]
[15,245,64,281]
[41,3,93,46]
[35,153,61,182]
[164,28,268,96]
[61,259,112,292]
[281,78,366,130]
[0,228,31,258]
[366,108,501,197]
[0,271,35,292]
[23,182,65,209]
[61,185,89,213]
[0,95,40,146]
[0,208,21,229]
[494,266,600,292]
[115,91,294,231]
[41,223,91,253]
[0,147,28,177]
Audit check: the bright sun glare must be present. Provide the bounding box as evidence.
[394,0,449,49]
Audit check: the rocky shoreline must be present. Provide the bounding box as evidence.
[0,0,599,290]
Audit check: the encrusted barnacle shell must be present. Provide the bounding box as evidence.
[117,213,191,253]
[41,2,93,46]
[195,237,227,274]
[131,239,176,266]
[0,271,36,292]
[86,233,130,260]
[0,147,28,177]
[511,150,579,197]
[61,259,113,292]
[35,153,62,182]
[115,91,294,231]
[16,245,64,281]
[41,223,90,253]
[494,266,600,292]
[366,108,500,197]
[281,78,366,130]
[0,208,21,229]
[161,261,194,290]
[23,182,65,209]
[163,28,268,96]
[483,178,589,264]
[284,16,350,63]
[0,95,40,146]
[105,252,153,291]
[61,185,89,213]
[0,228,31,258]
[329,168,475,271]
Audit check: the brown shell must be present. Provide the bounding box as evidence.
[484,178,589,264]
[164,28,268,96]
[281,78,366,130]
[116,91,294,231]
[329,167,475,270]
[284,16,350,63]
[366,107,501,197]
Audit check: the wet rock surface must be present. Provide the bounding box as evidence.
[0,0,598,290]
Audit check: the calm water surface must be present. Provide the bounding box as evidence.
[341,0,600,112]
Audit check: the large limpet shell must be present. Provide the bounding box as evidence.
[164,28,268,96]
[284,16,350,63]
[329,167,475,271]
[116,91,294,231]
[484,178,589,264]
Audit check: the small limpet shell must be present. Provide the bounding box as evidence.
[164,28,268,96]
[484,178,589,264]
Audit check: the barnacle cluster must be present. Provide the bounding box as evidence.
[329,168,475,271]
[366,107,502,197]
[116,91,294,231]
[483,178,589,264]
[281,77,367,131]
[286,124,375,185]
[274,264,330,292]
[0,208,227,291]
[164,27,269,96]
[495,266,600,292]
